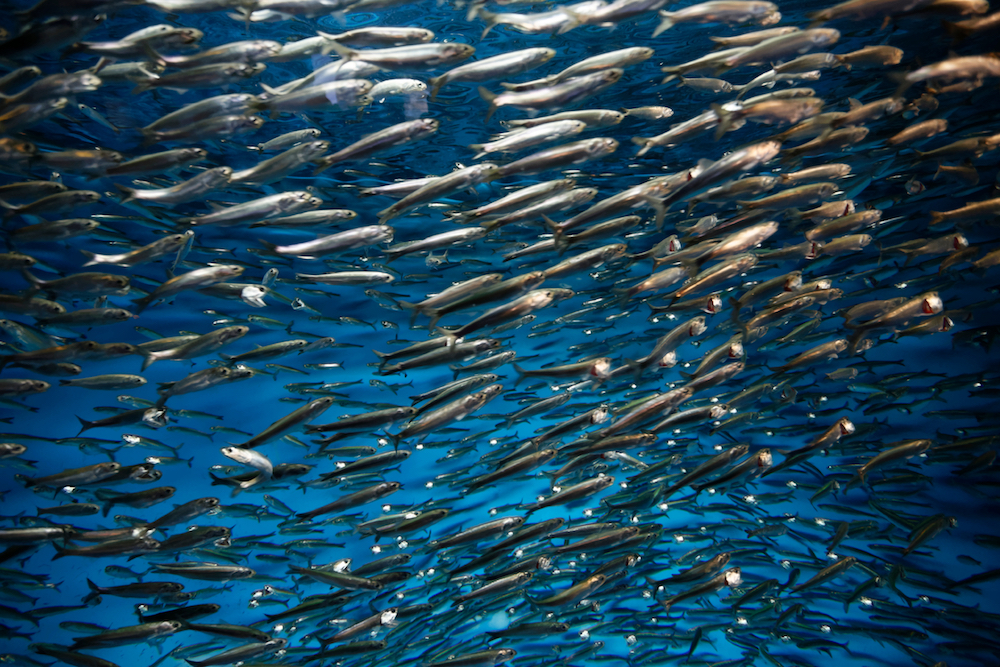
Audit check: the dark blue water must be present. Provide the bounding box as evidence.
[1,1,999,666]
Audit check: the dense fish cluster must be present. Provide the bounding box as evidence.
[2,0,1000,665]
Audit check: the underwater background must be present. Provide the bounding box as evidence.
[1,0,999,666]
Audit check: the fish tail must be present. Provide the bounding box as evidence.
[942,20,972,42]
[542,215,567,252]
[132,294,153,314]
[323,37,356,61]
[711,103,731,141]
[312,157,333,175]
[632,136,653,157]
[140,350,161,372]
[471,4,499,38]
[623,358,646,383]
[76,415,94,435]
[652,13,674,38]
[425,309,443,332]
[387,431,402,451]
[846,330,867,355]
[556,8,583,34]
[640,194,666,231]
[610,287,632,308]
[428,75,445,101]
[477,86,498,123]
[79,249,105,267]
[468,143,486,160]
[129,63,160,95]
[434,326,459,350]
[19,268,40,289]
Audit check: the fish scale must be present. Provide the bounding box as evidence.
[0,1,997,666]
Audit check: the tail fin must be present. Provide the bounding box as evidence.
[20,269,42,296]
[942,19,972,42]
[652,12,675,38]
[479,87,498,123]
[80,249,106,267]
[320,36,356,61]
[512,363,527,387]
[129,64,160,96]
[140,350,161,372]
[77,416,94,435]
[542,215,567,252]
[471,4,500,39]
[711,103,733,141]
[640,194,667,231]
[632,136,654,157]
[83,578,102,603]
[428,75,445,101]
[434,326,460,351]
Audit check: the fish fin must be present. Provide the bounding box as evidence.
[140,41,168,69]
[632,136,653,157]
[478,88,499,124]
[140,350,161,372]
[434,327,459,350]
[928,211,945,226]
[471,3,500,38]
[128,64,160,95]
[322,38,356,61]
[76,415,94,435]
[468,143,486,160]
[847,97,862,110]
[711,103,731,141]
[941,19,972,42]
[542,215,567,252]
[640,194,666,231]
[556,8,583,34]
[428,75,445,101]
[312,157,333,175]
[652,12,674,38]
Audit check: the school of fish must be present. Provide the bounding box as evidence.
[1,0,999,665]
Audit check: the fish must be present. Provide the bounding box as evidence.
[0,2,996,666]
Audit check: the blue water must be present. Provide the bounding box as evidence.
[1,1,999,666]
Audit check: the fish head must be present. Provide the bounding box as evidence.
[448,43,476,59]
[199,498,221,511]
[591,358,613,379]
[177,27,203,43]
[602,68,624,84]
[596,137,619,154]
[703,294,723,314]
[97,462,121,476]
[922,293,943,314]
[725,567,743,586]
[813,28,841,47]
[223,326,250,342]
[761,10,781,25]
